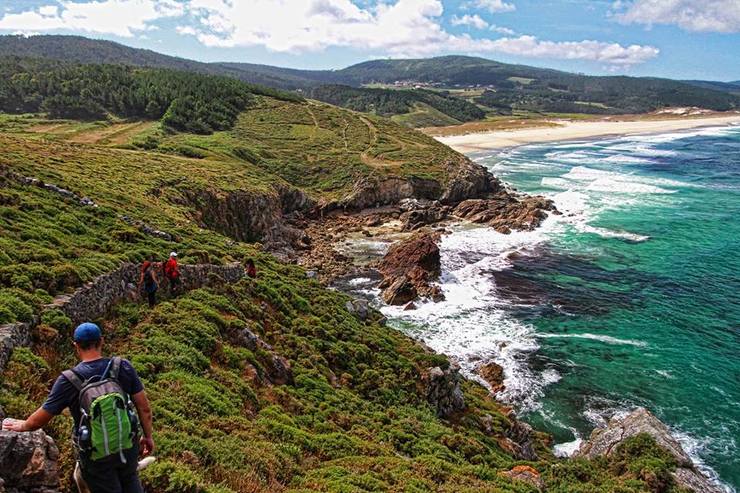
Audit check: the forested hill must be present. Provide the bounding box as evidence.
[0,34,307,90]
[2,35,739,119]
[0,57,300,134]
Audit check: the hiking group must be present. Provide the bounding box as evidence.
[0,254,258,492]
[2,322,153,493]
[139,251,180,308]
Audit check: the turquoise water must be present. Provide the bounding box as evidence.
[479,126,740,491]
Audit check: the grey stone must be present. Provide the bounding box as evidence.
[345,299,370,320]
[423,364,465,418]
[577,408,723,493]
[0,430,60,492]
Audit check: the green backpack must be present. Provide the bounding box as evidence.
[63,357,138,462]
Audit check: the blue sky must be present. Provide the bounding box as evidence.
[1,0,739,81]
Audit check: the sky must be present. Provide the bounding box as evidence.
[1,0,739,81]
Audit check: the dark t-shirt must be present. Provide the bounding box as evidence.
[43,357,144,428]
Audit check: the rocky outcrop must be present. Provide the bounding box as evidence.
[0,430,60,493]
[345,299,370,321]
[377,232,443,305]
[231,327,293,386]
[499,465,544,491]
[453,193,557,234]
[179,184,314,254]
[440,159,498,204]
[577,408,723,493]
[332,176,442,212]
[477,361,505,394]
[500,413,539,461]
[422,364,465,418]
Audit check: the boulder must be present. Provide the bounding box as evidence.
[345,299,370,320]
[477,361,505,394]
[0,430,60,492]
[576,408,723,493]
[422,364,465,418]
[377,233,443,305]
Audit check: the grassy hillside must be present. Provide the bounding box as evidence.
[1,112,692,493]
[305,85,485,127]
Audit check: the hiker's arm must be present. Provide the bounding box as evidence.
[132,390,154,454]
[2,407,54,432]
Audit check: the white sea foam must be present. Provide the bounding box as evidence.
[554,438,583,457]
[537,333,648,347]
[382,220,564,410]
[671,429,736,493]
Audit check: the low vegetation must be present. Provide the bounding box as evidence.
[0,55,699,491]
[0,126,699,493]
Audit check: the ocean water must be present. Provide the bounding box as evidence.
[382,125,740,491]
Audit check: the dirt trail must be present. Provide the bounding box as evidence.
[359,116,404,168]
[69,121,152,145]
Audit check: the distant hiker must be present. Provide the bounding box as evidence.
[139,260,158,307]
[163,251,180,293]
[246,258,257,279]
[2,322,154,493]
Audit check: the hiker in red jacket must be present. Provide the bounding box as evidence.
[163,252,180,293]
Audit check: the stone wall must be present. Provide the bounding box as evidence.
[0,320,35,379]
[45,262,245,325]
[0,262,245,375]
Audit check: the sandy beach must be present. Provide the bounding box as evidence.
[434,114,740,153]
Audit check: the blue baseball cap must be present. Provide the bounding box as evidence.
[73,322,102,342]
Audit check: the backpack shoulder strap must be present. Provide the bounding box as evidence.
[108,356,122,381]
[62,369,84,391]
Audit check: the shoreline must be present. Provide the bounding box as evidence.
[433,114,740,153]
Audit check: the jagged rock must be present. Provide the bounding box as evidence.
[477,361,505,394]
[378,233,443,305]
[453,194,556,232]
[501,417,539,461]
[577,408,723,493]
[382,276,417,305]
[266,355,293,386]
[440,159,496,204]
[500,465,544,491]
[0,430,60,492]
[403,301,417,311]
[423,364,465,418]
[232,328,292,385]
[345,299,370,320]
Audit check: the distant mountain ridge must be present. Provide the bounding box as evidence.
[1,35,739,120]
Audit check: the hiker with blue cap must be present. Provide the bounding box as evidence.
[2,322,154,493]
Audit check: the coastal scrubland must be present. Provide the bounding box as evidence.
[0,62,698,492]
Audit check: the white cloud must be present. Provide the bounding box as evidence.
[451,14,489,29]
[0,0,184,37]
[614,0,740,33]
[465,0,516,13]
[490,24,515,35]
[0,0,659,68]
[470,35,659,66]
